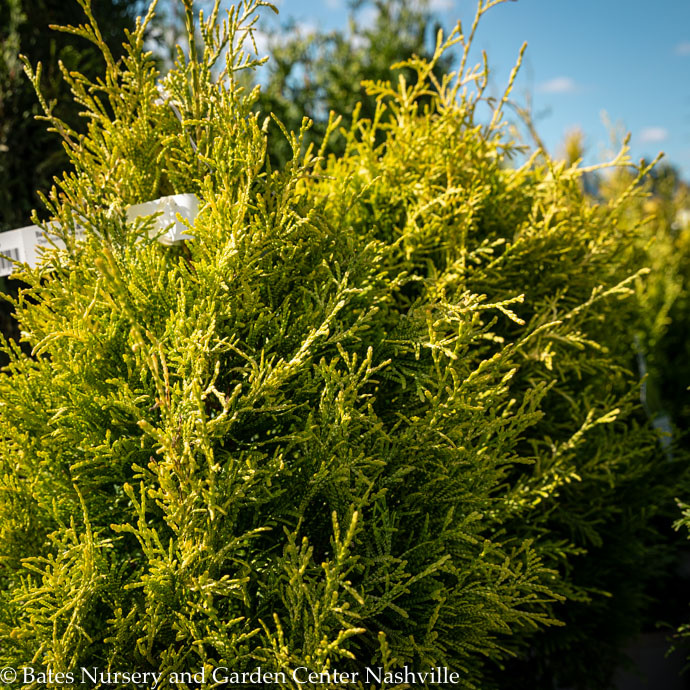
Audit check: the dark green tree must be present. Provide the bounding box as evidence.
[0,0,143,344]
[255,0,452,167]
[0,0,143,231]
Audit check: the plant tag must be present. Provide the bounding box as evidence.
[126,193,198,245]
[0,193,199,277]
[0,222,86,277]
[0,229,28,277]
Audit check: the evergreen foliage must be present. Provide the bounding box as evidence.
[0,0,687,687]
[311,45,688,689]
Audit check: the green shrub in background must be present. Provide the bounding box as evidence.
[561,135,690,453]
[628,167,690,446]
[0,1,687,688]
[623,165,690,665]
[560,131,690,679]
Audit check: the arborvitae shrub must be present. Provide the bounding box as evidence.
[313,55,689,688]
[0,1,686,688]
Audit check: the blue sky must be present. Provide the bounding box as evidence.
[256,0,690,178]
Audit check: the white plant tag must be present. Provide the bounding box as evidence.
[0,229,28,277]
[0,193,199,277]
[0,224,76,278]
[126,193,198,245]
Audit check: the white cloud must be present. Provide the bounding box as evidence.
[349,33,369,51]
[241,19,318,58]
[325,0,342,8]
[675,41,690,56]
[357,6,378,29]
[242,29,270,56]
[639,127,668,144]
[429,0,454,10]
[292,20,318,36]
[537,76,578,94]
